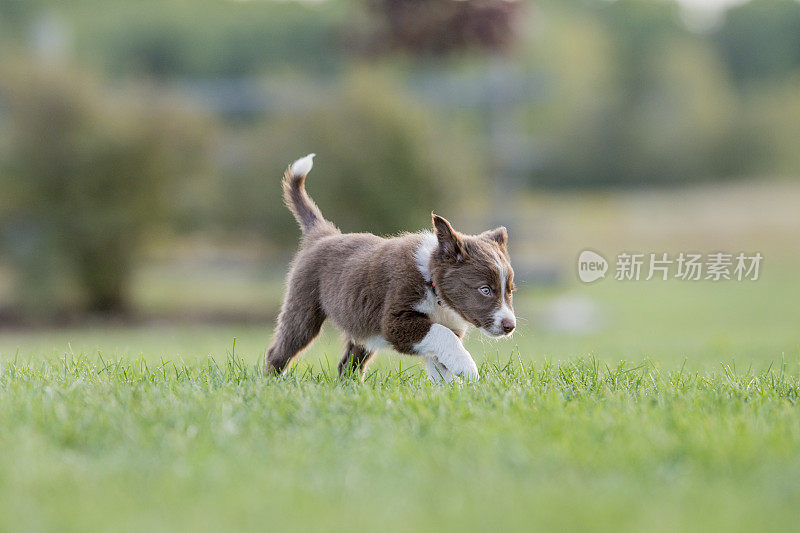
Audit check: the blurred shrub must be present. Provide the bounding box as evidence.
[744,75,800,177]
[6,0,800,193]
[523,0,767,187]
[713,0,800,89]
[72,1,345,79]
[0,60,208,315]
[209,69,483,245]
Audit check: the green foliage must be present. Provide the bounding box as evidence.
[0,0,42,43]
[524,1,758,187]
[0,61,207,314]
[714,0,800,88]
[69,0,346,79]
[212,69,482,243]
[5,0,800,193]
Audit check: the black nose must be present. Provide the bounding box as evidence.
[501,318,515,334]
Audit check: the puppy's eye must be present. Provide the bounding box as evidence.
[479,286,492,296]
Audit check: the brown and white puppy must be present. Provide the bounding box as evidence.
[266,154,516,382]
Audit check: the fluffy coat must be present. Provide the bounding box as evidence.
[267,154,516,382]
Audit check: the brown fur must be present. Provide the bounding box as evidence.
[267,158,515,379]
[430,216,515,331]
[338,340,376,377]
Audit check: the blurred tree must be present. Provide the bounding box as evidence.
[525,0,758,187]
[72,1,346,79]
[714,0,800,89]
[363,0,521,56]
[0,0,42,43]
[210,69,482,245]
[0,61,207,315]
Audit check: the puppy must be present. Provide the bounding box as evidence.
[266,154,516,382]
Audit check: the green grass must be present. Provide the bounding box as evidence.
[1,263,799,532]
[2,354,799,532]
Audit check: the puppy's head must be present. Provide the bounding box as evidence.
[429,213,516,338]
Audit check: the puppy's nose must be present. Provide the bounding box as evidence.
[501,317,516,334]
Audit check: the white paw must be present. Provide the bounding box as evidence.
[457,358,480,382]
[439,351,480,383]
[413,324,479,384]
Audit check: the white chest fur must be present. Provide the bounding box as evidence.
[413,291,470,334]
[413,232,470,335]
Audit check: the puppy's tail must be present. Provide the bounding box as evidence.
[282,153,326,233]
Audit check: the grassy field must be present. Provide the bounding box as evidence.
[1,354,799,532]
[2,181,799,532]
[1,266,800,532]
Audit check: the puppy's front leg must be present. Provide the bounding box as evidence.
[415,324,479,382]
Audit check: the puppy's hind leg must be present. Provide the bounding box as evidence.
[338,340,375,380]
[266,291,325,375]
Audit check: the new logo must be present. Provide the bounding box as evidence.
[577,250,608,283]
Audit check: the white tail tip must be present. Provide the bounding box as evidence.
[290,153,315,177]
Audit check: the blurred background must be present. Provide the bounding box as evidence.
[1,0,799,369]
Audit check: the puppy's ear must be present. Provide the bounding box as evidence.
[432,213,464,261]
[481,226,507,248]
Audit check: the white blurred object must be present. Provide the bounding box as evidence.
[539,294,602,334]
[31,12,72,65]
